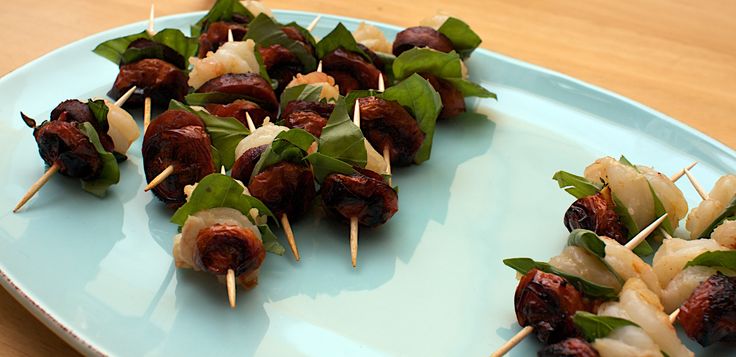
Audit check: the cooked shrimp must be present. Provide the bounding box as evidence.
[712,219,736,249]
[286,72,340,101]
[652,237,725,286]
[686,175,736,238]
[550,246,621,289]
[240,0,273,18]
[419,15,449,30]
[592,326,662,357]
[638,165,688,229]
[188,40,260,89]
[661,266,718,312]
[103,100,139,154]
[585,157,654,229]
[617,278,693,357]
[353,22,392,54]
[602,237,662,296]
[234,122,289,159]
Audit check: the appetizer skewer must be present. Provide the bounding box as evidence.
[14,87,138,212]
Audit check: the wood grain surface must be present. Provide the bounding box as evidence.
[1,0,734,355]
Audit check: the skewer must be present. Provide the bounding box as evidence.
[245,112,257,132]
[13,163,60,213]
[317,60,323,73]
[144,165,174,192]
[143,4,156,132]
[670,161,697,182]
[350,216,359,267]
[306,15,321,33]
[280,214,300,261]
[221,166,226,174]
[378,73,385,92]
[146,3,155,36]
[114,86,137,107]
[353,99,361,127]
[14,88,139,213]
[624,213,668,250]
[226,268,236,309]
[495,163,701,355]
[143,97,152,131]
[684,168,709,200]
[491,326,534,357]
[227,28,234,43]
[494,214,669,356]
[376,73,393,183]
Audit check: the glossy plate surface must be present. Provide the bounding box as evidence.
[0,10,733,357]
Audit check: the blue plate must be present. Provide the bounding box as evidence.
[0,10,733,356]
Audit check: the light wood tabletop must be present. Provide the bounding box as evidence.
[1,0,734,355]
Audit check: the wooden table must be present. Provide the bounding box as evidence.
[1,0,734,355]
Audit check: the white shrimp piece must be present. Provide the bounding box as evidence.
[618,278,693,357]
[240,0,273,18]
[686,175,736,238]
[638,165,688,229]
[419,15,450,30]
[652,237,725,286]
[549,246,621,289]
[712,219,736,249]
[585,157,654,229]
[234,122,289,159]
[103,101,139,154]
[594,302,664,357]
[352,22,392,54]
[364,140,388,175]
[188,40,260,90]
[286,72,340,101]
[602,237,662,296]
[173,207,261,270]
[661,266,718,312]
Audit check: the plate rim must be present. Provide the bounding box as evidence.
[1,8,734,357]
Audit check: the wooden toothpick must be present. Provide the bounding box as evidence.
[378,73,385,92]
[491,326,534,357]
[114,86,137,107]
[147,3,155,36]
[13,163,60,213]
[144,165,174,192]
[306,15,321,33]
[684,168,709,200]
[350,216,359,267]
[245,112,257,132]
[226,268,236,309]
[317,60,323,73]
[624,213,668,250]
[281,214,300,261]
[670,161,697,182]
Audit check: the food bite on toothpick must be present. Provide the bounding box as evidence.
[171,173,285,308]
[14,92,139,212]
[306,99,398,266]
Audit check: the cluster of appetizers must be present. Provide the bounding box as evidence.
[495,157,736,356]
[14,0,495,307]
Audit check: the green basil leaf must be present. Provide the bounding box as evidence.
[306,152,358,184]
[86,99,109,127]
[168,100,249,169]
[394,48,463,80]
[171,173,275,226]
[437,17,482,59]
[685,250,736,270]
[393,48,495,99]
[244,14,317,71]
[567,229,625,285]
[381,74,442,164]
[503,257,618,300]
[697,196,736,238]
[618,155,635,168]
[258,224,285,255]
[77,122,120,197]
[318,99,367,168]
[283,22,318,49]
[609,192,654,256]
[279,84,327,113]
[191,0,253,37]
[573,311,639,342]
[316,23,371,61]
[93,29,196,68]
[552,171,602,199]
[211,145,222,172]
[251,129,316,178]
[444,78,496,98]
